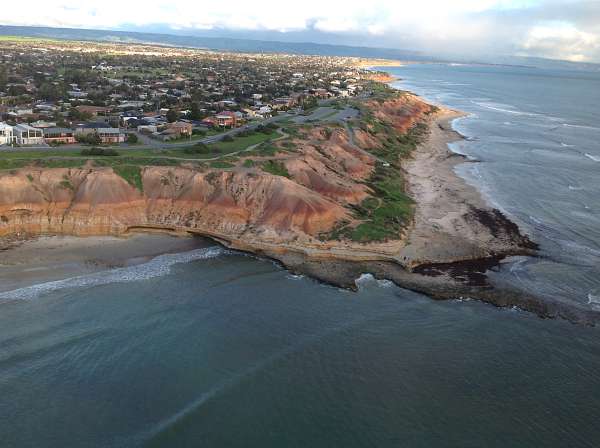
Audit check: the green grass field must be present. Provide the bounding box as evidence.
[0,131,278,171]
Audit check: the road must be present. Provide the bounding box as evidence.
[3,101,362,153]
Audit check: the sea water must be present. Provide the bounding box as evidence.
[1,64,600,447]
[389,63,600,310]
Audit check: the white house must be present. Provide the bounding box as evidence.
[14,124,44,145]
[258,106,272,118]
[0,123,15,146]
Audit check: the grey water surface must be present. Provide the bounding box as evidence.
[2,64,600,447]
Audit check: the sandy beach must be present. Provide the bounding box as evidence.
[0,233,211,293]
[399,108,537,267]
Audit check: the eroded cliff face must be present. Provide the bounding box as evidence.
[1,93,532,269]
[0,167,348,244]
[0,94,436,258]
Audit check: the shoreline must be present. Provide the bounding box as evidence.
[0,92,597,324]
[246,109,600,324]
[0,233,212,293]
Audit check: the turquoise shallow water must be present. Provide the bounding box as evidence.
[2,64,600,447]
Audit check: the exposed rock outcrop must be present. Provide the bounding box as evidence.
[0,168,348,244]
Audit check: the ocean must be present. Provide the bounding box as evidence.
[1,64,600,447]
[390,64,600,310]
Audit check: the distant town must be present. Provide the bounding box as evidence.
[0,37,385,148]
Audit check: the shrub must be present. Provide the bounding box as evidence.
[261,160,290,178]
[81,147,120,156]
[184,143,210,155]
[76,133,102,145]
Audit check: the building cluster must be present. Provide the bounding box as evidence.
[0,39,372,147]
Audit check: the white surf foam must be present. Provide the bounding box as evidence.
[563,123,600,132]
[355,273,394,289]
[0,246,228,301]
[585,153,600,162]
[473,101,539,117]
[588,291,600,310]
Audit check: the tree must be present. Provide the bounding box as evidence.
[127,133,138,144]
[190,102,202,120]
[166,109,178,123]
[76,133,101,145]
[38,82,66,101]
[70,108,93,121]
[0,66,7,91]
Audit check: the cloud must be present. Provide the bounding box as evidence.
[1,0,600,62]
[521,23,600,61]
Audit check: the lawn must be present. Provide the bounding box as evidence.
[162,129,224,144]
[208,132,274,154]
[0,131,278,170]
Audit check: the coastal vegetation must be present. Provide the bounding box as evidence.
[113,165,143,192]
[261,160,290,178]
[323,163,415,242]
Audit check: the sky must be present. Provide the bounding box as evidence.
[2,0,600,63]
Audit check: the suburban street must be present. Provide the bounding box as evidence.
[4,102,360,153]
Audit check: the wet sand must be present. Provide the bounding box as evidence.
[0,233,210,293]
[398,108,537,267]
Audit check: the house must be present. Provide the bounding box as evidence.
[273,97,296,109]
[167,121,193,136]
[201,117,216,128]
[13,124,44,145]
[30,120,56,129]
[75,105,112,117]
[117,101,146,109]
[96,128,125,144]
[242,108,258,119]
[68,90,88,99]
[43,128,76,145]
[155,121,194,141]
[34,103,58,113]
[75,123,125,144]
[0,123,14,146]
[217,100,237,110]
[7,107,34,119]
[258,106,272,118]
[137,124,158,134]
[215,111,237,128]
[312,88,330,99]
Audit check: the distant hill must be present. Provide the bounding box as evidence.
[2,25,598,72]
[0,25,434,61]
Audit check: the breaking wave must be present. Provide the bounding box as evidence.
[563,123,600,132]
[355,273,394,289]
[473,101,539,117]
[0,247,228,301]
[588,290,600,310]
[585,153,600,162]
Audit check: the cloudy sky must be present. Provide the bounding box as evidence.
[2,0,600,62]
